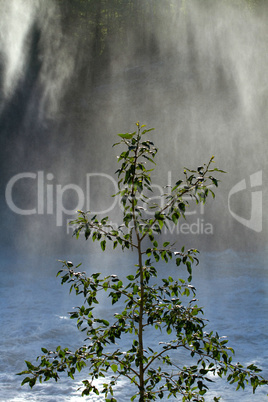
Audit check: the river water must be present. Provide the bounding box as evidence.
[1,249,267,401]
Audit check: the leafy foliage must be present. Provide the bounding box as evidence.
[18,123,268,401]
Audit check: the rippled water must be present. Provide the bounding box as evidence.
[1,250,268,401]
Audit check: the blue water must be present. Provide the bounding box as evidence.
[0,250,267,401]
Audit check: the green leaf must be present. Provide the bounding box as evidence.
[172,213,178,224]
[25,361,35,370]
[142,127,154,134]
[21,377,30,386]
[111,364,118,373]
[118,133,135,139]
[186,261,192,274]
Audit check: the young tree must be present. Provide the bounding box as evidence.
[18,123,267,401]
